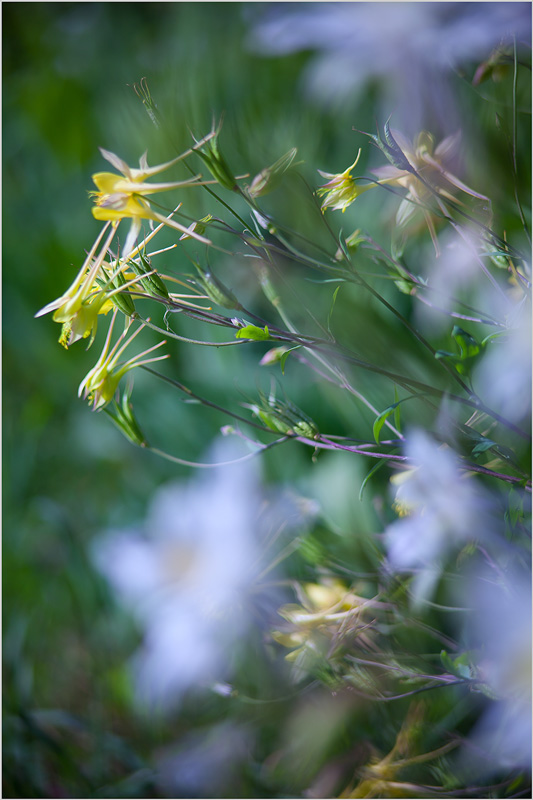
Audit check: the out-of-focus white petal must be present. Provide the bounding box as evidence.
[459,564,532,773]
[91,530,163,610]
[474,313,532,424]
[92,437,302,712]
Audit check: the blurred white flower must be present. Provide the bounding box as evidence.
[91,438,303,711]
[246,2,530,130]
[384,429,490,603]
[156,721,253,797]
[415,229,486,334]
[473,308,532,424]
[460,564,532,773]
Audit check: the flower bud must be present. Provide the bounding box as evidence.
[250,392,319,439]
[249,147,297,198]
[179,214,213,241]
[98,265,137,316]
[195,126,237,191]
[128,252,170,300]
[193,261,242,310]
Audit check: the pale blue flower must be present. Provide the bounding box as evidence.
[384,429,490,604]
[247,3,530,130]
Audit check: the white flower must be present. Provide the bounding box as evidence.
[460,564,532,773]
[92,439,266,711]
[473,309,532,424]
[384,430,490,603]
[246,3,530,130]
[415,230,485,334]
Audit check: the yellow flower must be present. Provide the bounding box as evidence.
[317,149,374,212]
[272,579,379,671]
[35,223,119,347]
[78,310,169,410]
[91,139,215,257]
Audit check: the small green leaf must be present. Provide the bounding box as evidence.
[373,401,401,444]
[359,460,386,501]
[327,285,341,331]
[440,650,455,674]
[452,326,480,359]
[393,387,402,433]
[279,346,300,374]
[440,650,474,680]
[471,438,497,457]
[235,324,271,341]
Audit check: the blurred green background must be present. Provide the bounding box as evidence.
[3,3,531,797]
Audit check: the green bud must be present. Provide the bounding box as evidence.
[132,77,160,129]
[250,392,319,439]
[193,261,242,310]
[335,229,366,260]
[254,406,293,435]
[97,266,136,317]
[195,126,237,191]
[249,147,298,198]
[129,253,170,300]
[255,263,280,307]
[106,386,148,447]
[179,215,213,241]
[259,346,290,366]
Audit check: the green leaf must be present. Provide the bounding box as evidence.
[471,438,498,457]
[393,387,402,434]
[279,346,300,374]
[452,326,480,359]
[440,650,474,680]
[373,401,401,444]
[359,460,386,501]
[235,324,271,341]
[327,285,341,331]
[440,650,455,674]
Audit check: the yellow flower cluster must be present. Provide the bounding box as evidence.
[37,135,217,411]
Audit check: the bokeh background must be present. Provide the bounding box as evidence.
[3,3,531,797]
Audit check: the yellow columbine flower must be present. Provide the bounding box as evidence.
[91,138,215,257]
[317,149,374,212]
[78,310,169,410]
[35,223,119,347]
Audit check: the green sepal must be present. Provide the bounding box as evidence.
[370,119,414,173]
